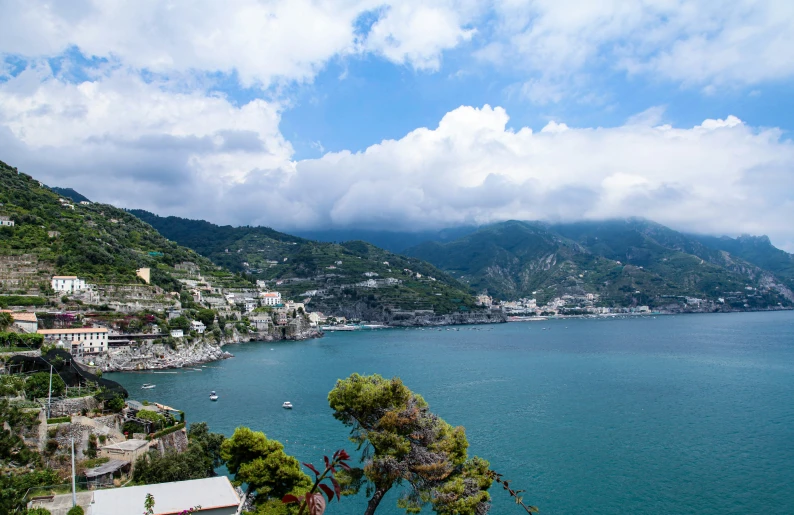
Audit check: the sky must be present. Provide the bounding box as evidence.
[1,1,793,250]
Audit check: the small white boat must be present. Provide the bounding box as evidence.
[282,401,293,409]
[209,391,219,401]
[141,384,156,389]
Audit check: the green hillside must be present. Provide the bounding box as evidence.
[692,234,794,290]
[0,160,244,293]
[129,210,481,318]
[405,220,793,309]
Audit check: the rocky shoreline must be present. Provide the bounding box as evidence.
[92,326,323,372]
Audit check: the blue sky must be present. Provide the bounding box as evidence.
[1,1,793,250]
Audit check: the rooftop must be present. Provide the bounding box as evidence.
[38,328,108,334]
[91,476,240,515]
[101,439,149,452]
[52,275,79,279]
[12,312,38,322]
[84,459,128,478]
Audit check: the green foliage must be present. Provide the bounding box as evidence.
[195,309,216,327]
[187,422,226,472]
[26,507,53,515]
[106,395,125,413]
[328,373,491,515]
[169,316,191,332]
[220,427,311,506]
[133,445,211,485]
[0,374,25,396]
[123,421,145,435]
[46,416,70,424]
[86,434,98,459]
[25,371,65,399]
[0,312,12,330]
[147,422,185,441]
[66,506,84,515]
[0,468,60,514]
[0,296,47,308]
[136,410,171,432]
[0,332,44,349]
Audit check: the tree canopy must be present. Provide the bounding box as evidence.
[220,427,311,508]
[25,371,65,399]
[328,373,492,515]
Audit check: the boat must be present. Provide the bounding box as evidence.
[141,383,156,389]
[282,401,293,409]
[209,391,219,401]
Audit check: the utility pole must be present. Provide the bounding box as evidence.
[71,432,77,507]
[47,364,53,419]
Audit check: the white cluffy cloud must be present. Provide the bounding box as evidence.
[482,0,794,101]
[0,0,478,84]
[2,64,792,251]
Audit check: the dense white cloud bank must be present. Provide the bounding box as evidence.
[2,64,792,250]
[0,0,478,84]
[1,1,794,250]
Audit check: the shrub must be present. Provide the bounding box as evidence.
[67,506,84,515]
[45,439,59,455]
[26,372,65,399]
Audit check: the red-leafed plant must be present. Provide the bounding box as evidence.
[282,449,352,515]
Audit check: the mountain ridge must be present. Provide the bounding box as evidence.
[404,219,793,309]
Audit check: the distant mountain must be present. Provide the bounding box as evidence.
[405,219,793,309]
[0,159,240,293]
[49,187,90,203]
[129,210,483,319]
[293,227,478,253]
[691,234,794,290]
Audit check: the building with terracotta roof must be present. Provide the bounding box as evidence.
[1,310,38,333]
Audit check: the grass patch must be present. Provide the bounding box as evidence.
[47,416,71,424]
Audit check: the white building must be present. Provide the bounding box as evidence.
[250,314,271,331]
[38,327,108,355]
[260,291,282,306]
[0,216,14,227]
[1,310,37,333]
[90,476,241,515]
[190,320,206,334]
[170,329,184,338]
[51,275,87,293]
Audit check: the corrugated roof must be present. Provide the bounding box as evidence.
[84,459,128,477]
[91,476,240,515]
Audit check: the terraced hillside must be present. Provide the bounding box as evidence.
[130,211,484,319]
[0,159,245,294]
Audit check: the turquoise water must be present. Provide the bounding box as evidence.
[106,312,794,514]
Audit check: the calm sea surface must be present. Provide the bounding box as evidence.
[106,311,794,515]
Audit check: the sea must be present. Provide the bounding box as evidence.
[106,311,794,515]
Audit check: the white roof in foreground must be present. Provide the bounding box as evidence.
[91,476,240,515]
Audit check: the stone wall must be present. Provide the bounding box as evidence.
[154,427,189,455]
[48,395,99,417]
